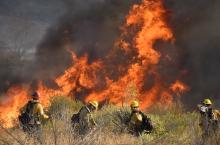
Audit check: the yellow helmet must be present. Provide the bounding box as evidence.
[130,100,139,108]
[89,100,99,109]
[203,99,212,105]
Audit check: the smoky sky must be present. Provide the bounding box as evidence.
[0,0,220,108]
[164,0,220,108]
[35,0,141,83]
[0,0,65,92]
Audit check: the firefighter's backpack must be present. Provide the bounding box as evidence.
[71,112,80,125]
[19,101,37,125]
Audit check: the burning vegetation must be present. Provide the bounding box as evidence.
[0,0,188,128]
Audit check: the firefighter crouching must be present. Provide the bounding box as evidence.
[128,101,153,136]
[198,98,220,137]
[71,100,98,135]
[19,92,49,133]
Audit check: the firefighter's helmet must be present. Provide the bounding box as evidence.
[32,91,40,100]
[203,99,212,105]
[130,100,139,108]
[89,100,99,109]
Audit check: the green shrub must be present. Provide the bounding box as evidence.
[48,96,83,118]
[1,96,216,145]
[94,105,131,133]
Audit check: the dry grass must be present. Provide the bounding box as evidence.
[0,96,219,145]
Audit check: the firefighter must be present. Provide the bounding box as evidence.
[76,100,98,135]
[128,100,153,136]
[198,98,220,137]
[19,92,49,133]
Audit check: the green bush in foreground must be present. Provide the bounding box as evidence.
[48,96,83,115]
[0,96,219,145]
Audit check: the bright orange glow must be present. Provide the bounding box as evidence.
[55,53,102,95]
[170,80,189,96]
[0,0,189,128]
[0,85,29,128]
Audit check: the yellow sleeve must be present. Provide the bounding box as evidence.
[35,104,49,119]
[216,110,220,118]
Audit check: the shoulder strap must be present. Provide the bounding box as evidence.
[85,106,91,113]
[139,111,150,122]
[139,111,145,117]
[79,106,91,114]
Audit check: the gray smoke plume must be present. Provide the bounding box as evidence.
[35,0,141,85]
[0,0,64,93]
[1,0,220,108]
[164,0,220,108]
[0,0,141,92]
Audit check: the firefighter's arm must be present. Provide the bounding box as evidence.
[89,113,97,126]
[215,110,220,118]
[36,104,49,119]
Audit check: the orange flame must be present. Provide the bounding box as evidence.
[0,85,29,128]
[55,52,102,95]
[85,0,177,109]
[0,0,189,128]
[126,0,173,63]
[0,53,102,128]
[170,80,189,96]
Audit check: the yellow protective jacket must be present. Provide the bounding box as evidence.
[198,105,220,133]
[78,106,96,134]
[129,112,143,127]
[22,100,49,120]
[212,109,220,121]
[128,110,153,135]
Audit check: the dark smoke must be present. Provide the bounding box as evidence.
[1,0,220,108]
[0,0,141,92]
[35,0,141,83]
[164,0,220,108]
[0,0,64,93]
